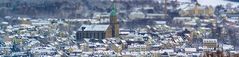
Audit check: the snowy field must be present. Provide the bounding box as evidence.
[179,0,239,7]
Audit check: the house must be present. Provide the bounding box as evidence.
[173,17,192,27]
[203,39,218,48]
[179,5,214,16]
[145,14,167,19]
[128,11,145,20]
[128,44,147,52]
[184,48,197,53]
[112,44,122,53]
[30,47,57,57]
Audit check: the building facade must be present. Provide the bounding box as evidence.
[203,39,218,48]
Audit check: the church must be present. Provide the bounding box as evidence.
[76,2,119,42]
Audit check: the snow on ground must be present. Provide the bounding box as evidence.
[179,0,239,7]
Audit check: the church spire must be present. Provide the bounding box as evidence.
[110,0,119,37]
[110,1,117,16]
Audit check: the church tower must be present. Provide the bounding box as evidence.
[110,2,119,37]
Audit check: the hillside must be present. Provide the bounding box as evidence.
[0,0,156,18]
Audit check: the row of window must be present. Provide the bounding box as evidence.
[78,32,105,39]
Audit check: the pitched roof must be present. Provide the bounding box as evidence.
[78,24,110,31]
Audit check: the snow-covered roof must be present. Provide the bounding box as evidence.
[173,17,191,20]
[129,11,145,19]
[185,48,197,52]
[159,49,174,53]
[78,24,110,31]
[203,39,217,43]
[178,0,239,7]
[222,44,234,50]
[155,21,167,25]
[128,44,147,48]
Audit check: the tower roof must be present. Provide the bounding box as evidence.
[110,2,117,16]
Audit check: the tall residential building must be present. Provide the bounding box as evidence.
[110,2,119,37]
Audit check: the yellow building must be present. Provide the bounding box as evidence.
[179,5,214,16]
[151,51,161,57]
[112,44,122,53]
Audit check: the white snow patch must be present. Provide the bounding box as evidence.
[179,0,239,7]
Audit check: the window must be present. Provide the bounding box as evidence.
[86,32,89,38]
[79,32,83,38]
[100,32,104,39]
[92,32,97,38]
[102,32,104,38]
[99,32,102,39]
[80,32,84,38]
[89,32,92,38]
[95,32,98,39]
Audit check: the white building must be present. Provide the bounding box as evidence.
[128,44,147,52]
[203,39,218,48]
